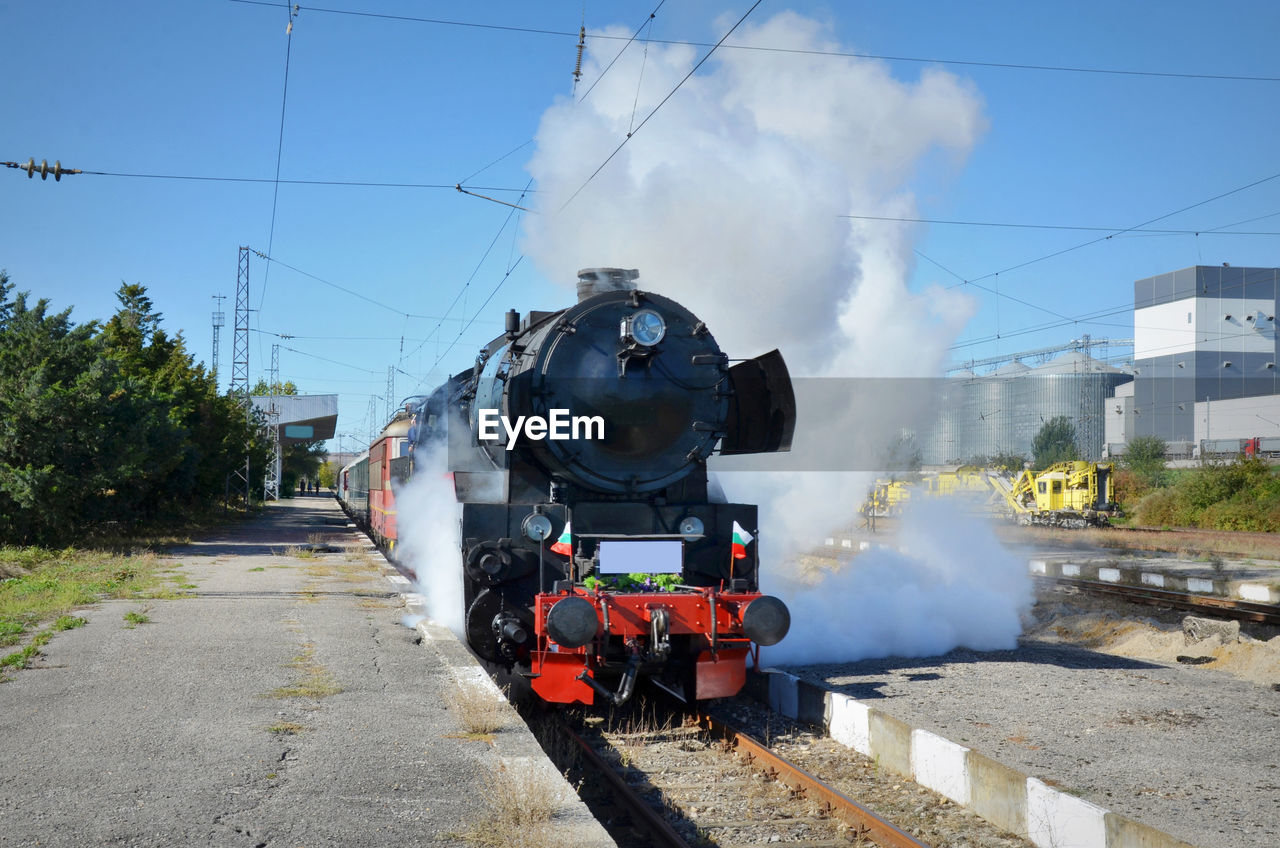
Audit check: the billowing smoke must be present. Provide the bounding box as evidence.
[764,499,1033,664]
[524,11,984,374]
[394,447,465,635]
[524,11,1031,663]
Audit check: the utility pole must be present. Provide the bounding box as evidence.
[229,248,252,506]
[264,344,282,501]
[385,365,395,424]
[367,396,379,447]
[211,295,226,387]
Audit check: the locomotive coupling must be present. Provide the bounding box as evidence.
[741,595,791,647]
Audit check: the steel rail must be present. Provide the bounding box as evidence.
[560,719,692,848]
[696,712,934,848]
[1038,576,1280,625]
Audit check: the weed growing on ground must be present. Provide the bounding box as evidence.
[445,678,510,738]
[284,545,317,560]
[52,615,86,631]
[123,610,151,628]
[269,643,342,699]
[268,721,308,735]
[247,567,265,572]
[0,547,168,664]
[462,760,567,847]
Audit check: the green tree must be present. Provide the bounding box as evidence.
[1123,435,1167,487]
[280,440,327,496]
[882,431,922,475]
[316,460,337,490]
[965,452,1028,472]
[1032,416,1079,469]
[0,272,112,542]
[250,378,298,396]
[0,275,270,543]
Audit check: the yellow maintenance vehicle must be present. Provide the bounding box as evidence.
[861,462,1118,528]
[861,466,1001,518]
[991,461,1117,528]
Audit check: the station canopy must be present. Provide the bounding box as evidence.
[249,394,338,444]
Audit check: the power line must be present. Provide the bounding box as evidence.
[850,213,1280,236]
[224,0,1280,83]
[251,249,495,321]
[259,3,300,311]
[281,345,381,373]
[560,0,764,211]
[55,169,531,192]
[945,170,1280,291]
[453,2,670,199]
[400,180,533,371]
[578,0,666,103]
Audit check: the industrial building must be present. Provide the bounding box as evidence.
[927,341,1131,464]
[1106,265,1280,452]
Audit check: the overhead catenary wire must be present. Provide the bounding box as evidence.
[578,0,666,103]
[259,2,300,312]
[944,169,1280,292]
[223,0,1280,83]
[251,249,494,321]
[849,213,1280,236]
[62,169,532,192]
[399,179,534,373]
[559,0,764,212]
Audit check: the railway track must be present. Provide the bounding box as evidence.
[557,704,931,848]
[1038,575,1280,626]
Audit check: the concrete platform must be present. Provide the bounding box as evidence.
[0,496,612,848]
[1027,553,1280,605]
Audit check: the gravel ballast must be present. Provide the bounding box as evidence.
[781,598,1280,848]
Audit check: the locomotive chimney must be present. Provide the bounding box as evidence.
[577,267,639,302]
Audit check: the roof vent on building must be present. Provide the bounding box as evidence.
[1268,362,1276,370]
[1224,313,1233,321]
[1223,360,1232,368]
[1247,313,1256,322]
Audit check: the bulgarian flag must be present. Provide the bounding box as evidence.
[731,521,753,560]
[550,520,573,556]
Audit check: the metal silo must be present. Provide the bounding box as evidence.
[1028,352,1130,459]
[991,360,1030,458]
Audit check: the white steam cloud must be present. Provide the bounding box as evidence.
[523,11,1032,664]
[394,448,465,636]
[764,499,1033,664]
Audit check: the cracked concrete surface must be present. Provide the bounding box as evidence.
[0,497,607,847]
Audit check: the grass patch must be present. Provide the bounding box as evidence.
[461,760,567,846]
[0,547,169,651]
[52,615,87,631]
[269,643,342,699]
[446,678,510,737]
[123,610,151,628]
[267,721,308,735]
[247,567,265,572]
[284,545,317,560]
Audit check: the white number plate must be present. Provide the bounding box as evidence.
[597,540,683,574]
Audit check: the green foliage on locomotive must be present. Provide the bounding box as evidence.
[583,573,685,592]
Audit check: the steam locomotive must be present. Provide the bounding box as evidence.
[409,268,796,705]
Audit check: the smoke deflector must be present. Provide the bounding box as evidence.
[721,349,796,455]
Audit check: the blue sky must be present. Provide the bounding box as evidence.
[4,1,1279,452]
